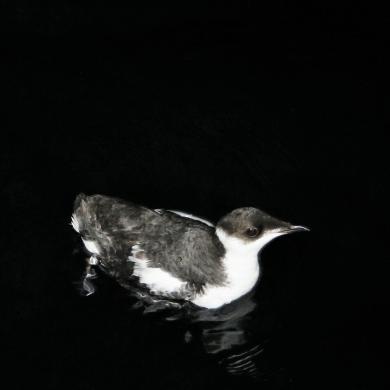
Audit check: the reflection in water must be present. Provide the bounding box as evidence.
[190,296,266,379]
[78,258,291,385]
[181,291,290,384]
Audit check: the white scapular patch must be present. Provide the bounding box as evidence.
[82,239,100,255]
[70,214,80,233]
[191,227,285,309]
[129,245,186,295]
[166,210,215,227]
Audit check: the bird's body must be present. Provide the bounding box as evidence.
[71,194,308,309]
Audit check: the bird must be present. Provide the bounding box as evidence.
[71,194,309,309]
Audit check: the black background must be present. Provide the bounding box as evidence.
[2,2,386,389]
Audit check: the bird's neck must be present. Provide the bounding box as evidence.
[221,246,260,285]
[190,229,262,309]
[215,227,261,292]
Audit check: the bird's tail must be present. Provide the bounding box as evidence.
[74,192,87,210]
[71,193,105,258]
[71,193,89,234]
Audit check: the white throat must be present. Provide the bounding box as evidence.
[191,228,283,309]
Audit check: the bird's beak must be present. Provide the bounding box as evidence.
[277,224,310,235]
[289,225,310,232]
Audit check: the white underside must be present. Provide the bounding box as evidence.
[191,258,260,309]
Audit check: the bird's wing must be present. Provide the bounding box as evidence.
[129,221,226,291]
[72,195,224,290]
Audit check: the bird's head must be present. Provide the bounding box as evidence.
[216,207,309,255]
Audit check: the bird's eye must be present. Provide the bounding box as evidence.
[245,226,261,238]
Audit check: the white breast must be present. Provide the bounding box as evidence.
[191,260,260,309]
[191,240,260,309]
[190,227,281,309]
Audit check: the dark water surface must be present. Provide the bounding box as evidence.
[3,3,385,390]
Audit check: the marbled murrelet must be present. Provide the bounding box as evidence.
[71,194,308,309]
